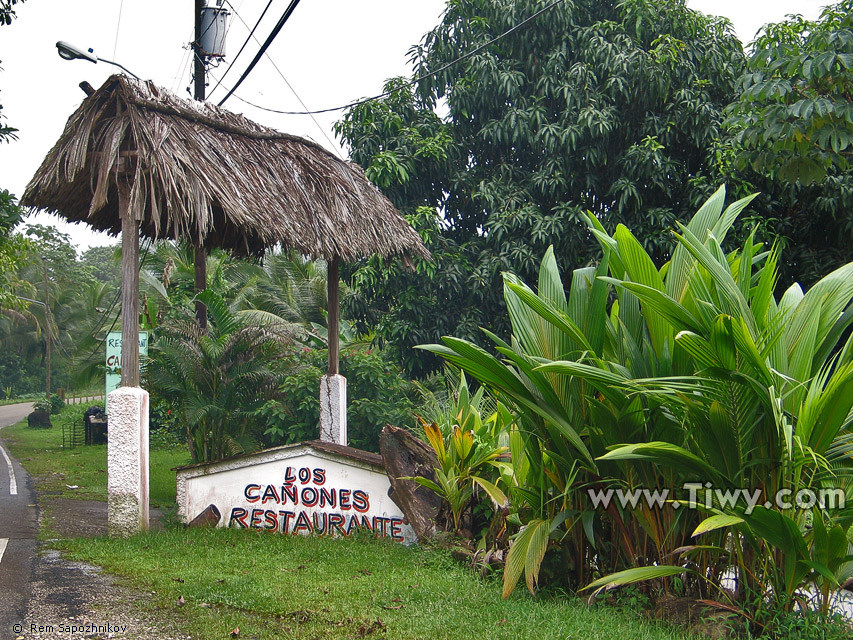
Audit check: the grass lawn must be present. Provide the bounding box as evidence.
[60,527,695,640]
[2,403,190,505]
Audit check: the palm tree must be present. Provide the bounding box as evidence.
[146,289,297,462]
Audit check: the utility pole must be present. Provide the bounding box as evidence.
[193,0,208,330]
[43,260,51,398]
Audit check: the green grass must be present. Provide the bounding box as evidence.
[60,527,695,640]
[3,404,189,505]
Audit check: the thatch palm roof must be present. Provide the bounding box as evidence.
[22,74,430,262]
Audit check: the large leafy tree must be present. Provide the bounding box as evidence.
[337,0,745,375]
[727,1,853,184]
[0,190,28,310]
[0,1,29,309]
[0,0,25,142]
[723,0,853,288]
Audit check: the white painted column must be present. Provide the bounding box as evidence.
[320,374,347,446]
[107,387,149,536]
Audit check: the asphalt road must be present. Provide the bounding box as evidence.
[0,403,38,639]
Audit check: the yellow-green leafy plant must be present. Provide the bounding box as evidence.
[405,375,509,534]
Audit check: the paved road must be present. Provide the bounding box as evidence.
[0,403,38,639]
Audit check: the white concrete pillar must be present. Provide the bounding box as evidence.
[107,387,149,536]
[319,373,347,446]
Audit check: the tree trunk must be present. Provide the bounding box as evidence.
[194,243,207,330]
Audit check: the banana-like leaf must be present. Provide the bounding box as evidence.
[503,518,551,598]
[614,224,670,356]
[582,565,689,593]
[598,442,724,484]
[473,476,508,508]
[451,425,474,463]
[711,316,737,370]
[673,224,754,332]
[422,421,446,463]
[712,193,759,246]
[693,514,745,537]
[504,280,593,353]
[675,331,722,369]
[601,278,704,334]
[667,186,726,303]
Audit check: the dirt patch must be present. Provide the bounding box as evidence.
[41,497,168,539]
[654,595,740,640]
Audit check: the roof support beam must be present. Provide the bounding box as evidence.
[194,244,207,330]
[119,181,140,388]
[327,257,340,375]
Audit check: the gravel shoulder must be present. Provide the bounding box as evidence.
[20,492,187,639]
[20,548,191,640]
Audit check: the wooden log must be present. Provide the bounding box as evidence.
[379,424,443,542]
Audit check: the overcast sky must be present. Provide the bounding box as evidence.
[0,0,830,252]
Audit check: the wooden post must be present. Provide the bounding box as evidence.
[327,257,339,375]
[193,0,206,102]
[194,243,207,330]
[193,0,208,331]
[119,181,140,387]
[320,257,346,444]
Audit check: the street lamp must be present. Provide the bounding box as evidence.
[55,41,141,80]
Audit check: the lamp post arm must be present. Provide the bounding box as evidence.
[97,57,141,80]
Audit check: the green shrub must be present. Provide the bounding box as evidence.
[260,347,418,452]
[32,393,64,414]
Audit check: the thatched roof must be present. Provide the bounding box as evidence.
[22,75,430,262]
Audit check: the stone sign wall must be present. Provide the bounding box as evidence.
[175,441,415,543]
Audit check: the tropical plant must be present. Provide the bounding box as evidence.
[32,393,62,415]
[421,186,853,630]
[405,374,510,535]
[146,289,294,463]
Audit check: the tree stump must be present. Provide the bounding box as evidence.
[27,410,52,429]
[379,424,443,542]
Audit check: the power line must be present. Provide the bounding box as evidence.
[215,0,343,159]
[217,0,303,107]
[172,32,195,93]
[226,0,565,116]
[209,0,276,97]
[112,0,125,60]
